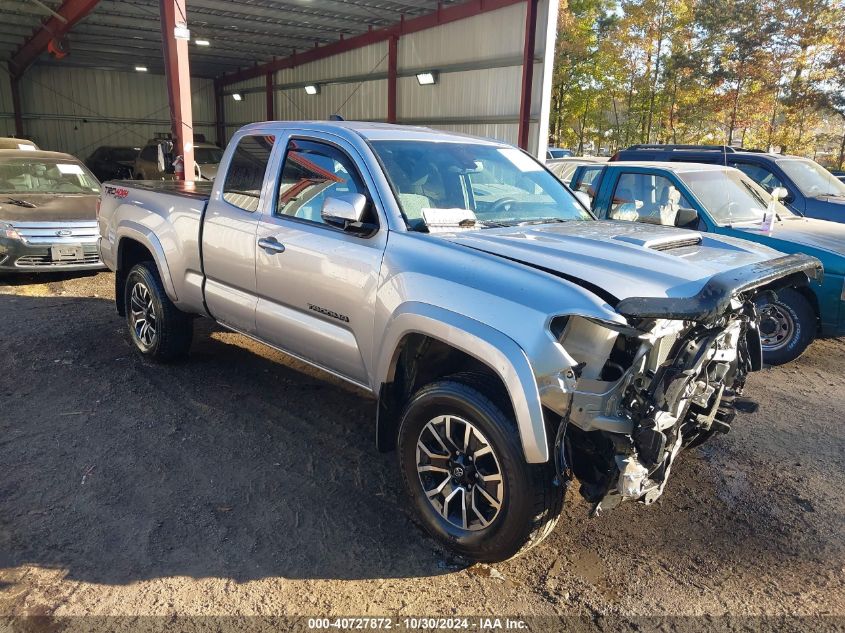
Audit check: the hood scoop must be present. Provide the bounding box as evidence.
[613,231,702,251]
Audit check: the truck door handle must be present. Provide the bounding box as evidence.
[258,237,286,253]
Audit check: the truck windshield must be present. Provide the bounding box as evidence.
[777,158,845,198]
[370,140,591,229]
[0,158,101,194]
[679,169,794,225]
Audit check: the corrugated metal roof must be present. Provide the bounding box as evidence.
[1,0,452,78]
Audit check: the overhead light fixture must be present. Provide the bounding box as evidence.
[135,66,148,72]
[416,71,438,86]
[195,39,210,46]
[232,93,243,101]
[304,84,320,95]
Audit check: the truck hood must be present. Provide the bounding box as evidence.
[0,193,98,223]
[733,216,845,257]
[441,220,787,302]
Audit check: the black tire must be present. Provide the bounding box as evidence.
[758,288,815,366]
[397,373,564,562]
[124,261,193,362]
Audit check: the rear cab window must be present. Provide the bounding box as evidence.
[222,134,276,212]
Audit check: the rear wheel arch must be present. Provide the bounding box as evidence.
[114,229,178,315]
[115,237,154,316]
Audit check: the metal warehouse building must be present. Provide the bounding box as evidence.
[1,0,559,166]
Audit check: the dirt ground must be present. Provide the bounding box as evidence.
[1,271,843,630]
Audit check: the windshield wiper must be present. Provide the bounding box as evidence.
[475,219,512,228]
[515,218,569,226]
[3,197,37,208]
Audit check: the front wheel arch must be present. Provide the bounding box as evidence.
[374,304,551,464]
[377,334,512,454]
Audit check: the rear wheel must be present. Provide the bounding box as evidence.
[124,261,193,361]
[758,288,815,365]
[397,374,564,562]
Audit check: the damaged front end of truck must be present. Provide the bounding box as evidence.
[542,254,821,513]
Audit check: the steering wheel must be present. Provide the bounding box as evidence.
[488,197,519,217]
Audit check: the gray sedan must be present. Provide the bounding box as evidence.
[0,150,105,272]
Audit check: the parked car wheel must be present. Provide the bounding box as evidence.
[124,261,193,361]
[397,373,564,562]
[757,288,815,365]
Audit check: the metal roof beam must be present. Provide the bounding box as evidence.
[34,56,225,78]
[58,13,316,51]
[188,0,399,27]
[89,2,342,46]
[67,22,291,58]
[8,0,101,78]
[106,0,371,35]
[66,41,244,67]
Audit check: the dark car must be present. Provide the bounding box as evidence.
[831,169,845,184]
[85,146,140,182]
[611,145,845,224]
[0,150,104,272]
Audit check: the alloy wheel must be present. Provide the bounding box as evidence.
[129,281,158,349]
[416,415,504,531]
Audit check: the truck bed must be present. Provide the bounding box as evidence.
[107,180,214,201]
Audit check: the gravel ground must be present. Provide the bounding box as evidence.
[0,271,843,631]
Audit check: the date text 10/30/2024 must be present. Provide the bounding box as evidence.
[307,617,528,630]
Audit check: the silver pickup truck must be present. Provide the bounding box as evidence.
[98,122,821,562]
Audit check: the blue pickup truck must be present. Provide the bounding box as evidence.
[567,160,845,365]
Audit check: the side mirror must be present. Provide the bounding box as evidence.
[321,193,376,234]
[675,207,699,228]
[771,186,787,201]
[574,191,592,208]
[771,186,793,204]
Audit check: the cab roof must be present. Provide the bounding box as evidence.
[608,160,741,173]
[240,120,508,146]
[0,149,83,161]
[0,137,38,150]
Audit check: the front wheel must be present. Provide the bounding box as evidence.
[397,374,564,562]
[758,288,815,366]
[124,261,193,362]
